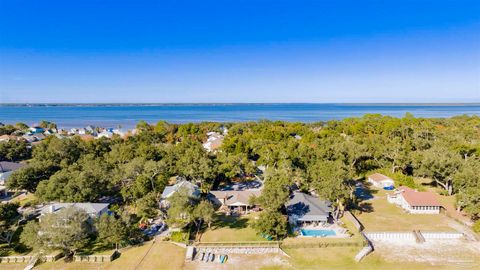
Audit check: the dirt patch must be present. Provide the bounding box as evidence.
[184,254,289,270]
[371,238,480,268]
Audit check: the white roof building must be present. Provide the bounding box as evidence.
[40,202,110,218]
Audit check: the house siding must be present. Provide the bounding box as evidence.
[388,194,440,214]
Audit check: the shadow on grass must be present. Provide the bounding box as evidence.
[211,214,249,230]
[358,202,374,213]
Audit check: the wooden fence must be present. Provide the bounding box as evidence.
[74,251,117,263]
[0,251,63,264]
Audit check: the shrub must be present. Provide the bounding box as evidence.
[170,231,189,243]
[473,220,480,233]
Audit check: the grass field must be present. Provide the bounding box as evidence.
[32,241,185,270]
[199,213,264,242]
[356,189,456,231]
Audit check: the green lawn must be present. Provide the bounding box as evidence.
[356,189,456,232]
[199,213,264,242]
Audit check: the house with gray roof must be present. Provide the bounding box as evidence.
[40,202,110,218]
[0,161,27,188]
[161,179,200,200]
[285,191,332,225]
[209,189,261,215]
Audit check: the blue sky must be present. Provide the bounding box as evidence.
[0,0,479,103]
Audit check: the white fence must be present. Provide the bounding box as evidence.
[421,232,464,239]
[364,232,416,241]
[364,231,464,242]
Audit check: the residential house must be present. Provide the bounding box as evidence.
[40,202,110,219]
[84,125,97,136]
[285,191,332,225]
[22,134,37,143]
[112,129,126,137]
[69,128,79,135]
[29,126,44,134]
[209,190,262,214]
[0,161,26,186]
[97,131,113,139]
[161,179,200,200]
[203,132,224,152]
[367,173,395,189]
[32,133,46,141]
[387,186,441,214]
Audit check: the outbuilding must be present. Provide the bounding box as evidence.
[367,173,395,189]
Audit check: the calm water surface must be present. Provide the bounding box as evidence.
[0,104,479,129]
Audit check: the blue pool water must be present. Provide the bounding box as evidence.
[300,229,336,237]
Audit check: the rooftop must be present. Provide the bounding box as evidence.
[41,202,110,216]
[285,191,332,221]
[397,186,441,207]
[0,161,26,173]
[210,190,261,206]
[368,173,392,182]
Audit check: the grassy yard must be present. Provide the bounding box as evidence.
[199,213,264,242]
[35,241,185,270]
[356,189,456,231]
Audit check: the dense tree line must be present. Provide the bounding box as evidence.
[4,115,480,224]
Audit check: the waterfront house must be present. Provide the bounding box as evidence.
[387,186,441,214]
[209,190,261,214]
[29,126,44,134]
[285,191,332,225]
[85,125,96,134]
[97,131,114,139]
[367,173,395,189]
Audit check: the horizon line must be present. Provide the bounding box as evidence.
[1,102,480,106]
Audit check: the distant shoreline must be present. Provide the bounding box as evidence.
[2,102,480,107]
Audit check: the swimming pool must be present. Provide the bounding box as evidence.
[300,229,336,237]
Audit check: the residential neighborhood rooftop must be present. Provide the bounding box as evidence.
[209,190,261,206]
[40,202,110,217]
[0,161,26,173]
[396,186,441,207]
[285,191,332,222]
[368,173,392,182]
